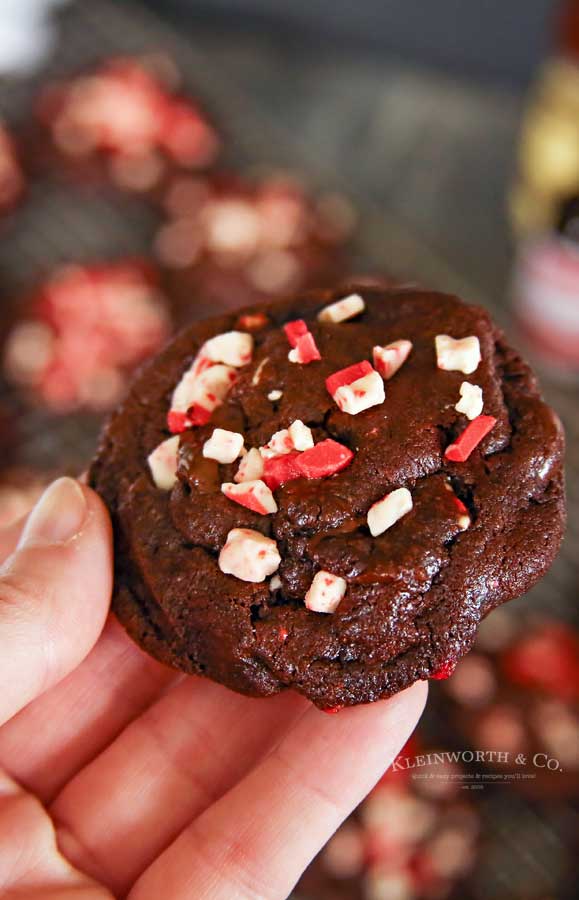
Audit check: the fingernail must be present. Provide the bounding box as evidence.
[19,478,88,548]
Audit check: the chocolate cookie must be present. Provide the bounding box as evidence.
[89,285,565,709]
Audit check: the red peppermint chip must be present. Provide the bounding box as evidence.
[322,705,344,714]
[236,312,269,331]
[325,360,373,396]
[291,330,321,364]
[294,439,354,479]
[167,403,211,433]
[283,318,308,347]
[444,415,497,462]
[262,451,302,490]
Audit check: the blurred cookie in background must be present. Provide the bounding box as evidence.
[3,260,171,413]
[438,610,579,798]
[156,170,357,320]
[298,736,480,900]
[30,54,221,196]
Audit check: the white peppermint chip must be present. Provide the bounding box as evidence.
[435,335,481,375]
[267,389,283,401]
[234,447,264,483]
[251,356,269,385]
[147,435,180,490]
[269,574,282,591]
[317,293,365,323]
[367,487,413,537]
[170,361,236,416]
[259,428,293,459]
[218,528,281,583]
[221,479,278,514]
[204,331,254,367]
[305,570,347,613]
[333,370,385,415]
[203,428,244,464]
[455,382,484,420]
[373,339,413,380]
[288,419,314,451]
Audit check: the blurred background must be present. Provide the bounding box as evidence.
[0,2,577,898]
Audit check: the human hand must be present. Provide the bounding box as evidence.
[0,477,427,899]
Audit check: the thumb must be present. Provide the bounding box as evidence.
[0,477,113,726]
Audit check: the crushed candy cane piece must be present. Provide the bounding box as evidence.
[435,334,481,375]
[260,429,294,459]
[289,420,314,451]
[444,482,471,530]
[305,570,347,613]
[373,340,413,380]
[204,331,253,367]
[267,389,283,401]
[294,439,354,479]
[269,575,282,591]
[147,435,180,490]
[367,487,413,537]
[445,415,497,462]
[317,293,365,323]
[218,528,281,583]
[262,451,302,489]
[431,660,457,680]
[234,447,264,483]
[325,360,373,396]
[169,363,237,432]
[284,319,308,347]
[203,428,244,464]
[221,479,278,515]
[333,371,385,415]
[251,356,269,385]
[288,331,321,364]
[455,381,483,420]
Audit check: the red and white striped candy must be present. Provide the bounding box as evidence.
[455,381,483,420]
[435,334,481,375]
[203,330,254,367]
[373,339,413,380]
[169,363,238,432]
[234,447,264,483]
[367,487,413,536]
[260,420,314,458]
[288,331,321,364]
[147,435,180,490]
[317,293,365,323]
[203,428,244,464]
[333,370,385,415]
[218,528,281,583]
[305,570,347,613]
[221,479,278,514]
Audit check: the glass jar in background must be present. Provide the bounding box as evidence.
[509,0,579,377]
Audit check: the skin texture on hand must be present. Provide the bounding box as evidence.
[0,478,427,900]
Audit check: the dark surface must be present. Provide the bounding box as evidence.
[89,286,565,708]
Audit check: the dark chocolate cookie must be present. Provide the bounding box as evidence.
[89,285,566,708]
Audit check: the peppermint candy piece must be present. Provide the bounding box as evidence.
[455,382,484,420]
[435,335,481,375]
[221,480,278,515]
[147,435,180,490]
[203,428,245,464]
[236,312,269,331]
[169,363,238,433]
[325,360,373,396]
[445,415,497,462]
[284,319,308,348]
[268,389,283,401]
[317,293,365,324]
[294,439,354,480]
[262,451,302,490]
[332,370,385,415]
[305,571,347,613]
[288,331,321,364]
[234,447,264,483]
[289,420,314,451]
[203,331,254,367]
[373,340,413,380]
[260,420,314,458]
[367,487,413,537]
[218,528,281,583]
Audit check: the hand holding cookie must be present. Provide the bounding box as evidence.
[0,477,427,899]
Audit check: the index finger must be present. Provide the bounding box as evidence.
[130,680,428,900]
